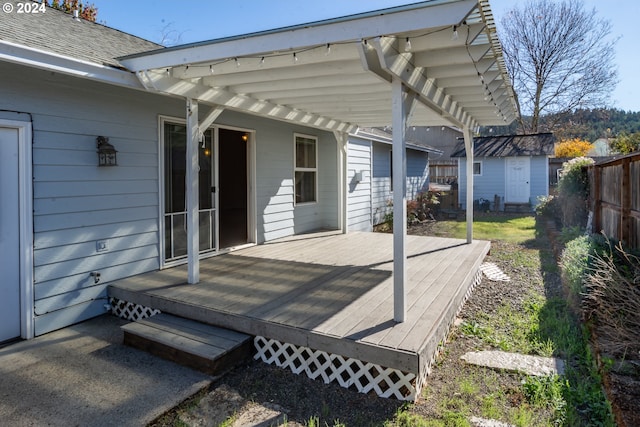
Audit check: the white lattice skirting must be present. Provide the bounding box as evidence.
[255,268,484,401]
[254,336,418,400]
[109,297,160,321]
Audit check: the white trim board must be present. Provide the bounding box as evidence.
[0,118,34,339]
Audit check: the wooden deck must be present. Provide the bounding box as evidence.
[109,231,489,378]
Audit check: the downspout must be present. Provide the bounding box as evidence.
[334,131,349,234]
[463,125,474,243]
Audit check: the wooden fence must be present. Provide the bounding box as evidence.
[588,152,640,250]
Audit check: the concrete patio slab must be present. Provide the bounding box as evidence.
[0,315,211,426]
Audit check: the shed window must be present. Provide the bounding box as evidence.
[295,134,317,204]
[473,161,482,176]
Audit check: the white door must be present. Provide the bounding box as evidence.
[0,127,21,342]
[505,157,531,203]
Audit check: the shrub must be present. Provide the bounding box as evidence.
[560,235,593,295]
[557,157,594,228]
[386,191,441,228]
[555,138,594,157]
[535,195,560,218]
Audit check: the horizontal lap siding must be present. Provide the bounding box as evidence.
[458,156,548,210]
[372,143,392,225]
[347,137,372,231]
[0,62,184,335]
[371,142,429,225]
[529,156,549,207]
[219,114,338,243]
[458,157,505,209]
[407,150,429,199]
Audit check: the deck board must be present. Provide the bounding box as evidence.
[109,231,489,374]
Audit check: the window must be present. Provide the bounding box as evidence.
[473,161,482,176]
[294,134,317,203]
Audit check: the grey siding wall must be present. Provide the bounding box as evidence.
[0,62,181,335]
[371,142,429,225]
[458,157,505,210]
[244,119,338,242]
[347,137,372,232]
[458,156,549,210]
[529,156,549,207]
[2,61,340,336]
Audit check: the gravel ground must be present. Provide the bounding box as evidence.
[149,220,566,426]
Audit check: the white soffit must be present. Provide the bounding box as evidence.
[119,0,517,132]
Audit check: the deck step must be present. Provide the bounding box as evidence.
[121,313,253,375]
[503,203,531,213]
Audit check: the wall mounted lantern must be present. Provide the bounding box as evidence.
[96,136,117,166]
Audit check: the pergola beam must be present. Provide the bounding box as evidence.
[370,37,475,129]
[140,71,357,133]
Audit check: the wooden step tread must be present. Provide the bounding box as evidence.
[122,314,252,374]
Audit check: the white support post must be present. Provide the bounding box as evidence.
[463,125,474,243]
[186,98,200,284]
[334,131,349,234]
[391,77,412,323]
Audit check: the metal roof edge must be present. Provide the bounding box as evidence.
[351,128,442,154]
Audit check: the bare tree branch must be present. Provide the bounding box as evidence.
[499,0,619,133]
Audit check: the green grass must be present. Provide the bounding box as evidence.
[447,215,537,243]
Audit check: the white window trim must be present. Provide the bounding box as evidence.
[294,133,318,205]
[473,160,483,176]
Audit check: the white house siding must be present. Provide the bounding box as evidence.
[457,156,549,210]
[2,61,340,336]
[371,141,430,225]
[347,137,372,232]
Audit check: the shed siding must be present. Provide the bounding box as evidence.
[529,156,549,207]
[347,137,372,231]
[2,61,340,335]
[458,155,549,210]
[371,141,429,225]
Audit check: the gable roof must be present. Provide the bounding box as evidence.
[0,0,161,68]
[451,133,556,157]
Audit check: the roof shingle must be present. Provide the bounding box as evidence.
[0,0,162,68]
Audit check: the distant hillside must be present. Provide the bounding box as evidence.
[478,108,640,141]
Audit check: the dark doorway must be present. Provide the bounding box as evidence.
[219,128,248,248]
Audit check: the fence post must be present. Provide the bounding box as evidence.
[621,157,631,245]
[593,165,602,234]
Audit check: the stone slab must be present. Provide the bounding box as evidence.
[470,416,515,427]
[461,350,565,376]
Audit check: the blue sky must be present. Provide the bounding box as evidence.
[96,0,638,112]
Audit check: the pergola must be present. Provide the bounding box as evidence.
[119,0,517,323]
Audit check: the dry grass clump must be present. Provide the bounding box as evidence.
[583,241,640,358]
